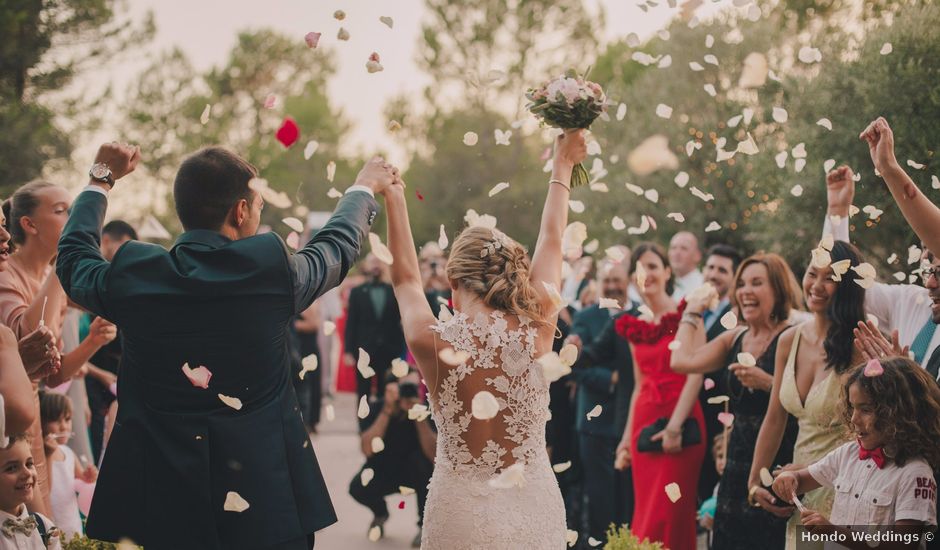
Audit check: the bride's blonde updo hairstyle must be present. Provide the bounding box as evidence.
[446,226,548,327]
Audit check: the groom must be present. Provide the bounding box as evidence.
[57,143,399,549]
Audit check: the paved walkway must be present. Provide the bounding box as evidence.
[313,392,421,549]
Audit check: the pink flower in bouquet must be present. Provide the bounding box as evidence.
[546,77,582,105]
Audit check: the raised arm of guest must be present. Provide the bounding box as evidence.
[861,117,940,256]
[671,290,741,374]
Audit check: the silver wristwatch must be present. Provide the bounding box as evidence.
[89,163,115,187]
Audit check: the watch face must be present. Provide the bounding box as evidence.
[91,164,111,179]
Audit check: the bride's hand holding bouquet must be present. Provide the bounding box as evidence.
[526,70,607,187]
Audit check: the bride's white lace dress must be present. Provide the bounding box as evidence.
[421,309,566,550]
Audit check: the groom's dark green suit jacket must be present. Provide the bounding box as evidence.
[57,186,378,549]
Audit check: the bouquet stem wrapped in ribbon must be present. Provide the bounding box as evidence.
[525,69,608,187]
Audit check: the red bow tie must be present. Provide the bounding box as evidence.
[858,442,886,469]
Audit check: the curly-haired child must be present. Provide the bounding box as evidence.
[773,356,938,548]
[0,434,62,549]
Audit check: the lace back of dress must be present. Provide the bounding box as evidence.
[429,310,550,482]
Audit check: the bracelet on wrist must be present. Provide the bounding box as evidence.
[549,179,570,191]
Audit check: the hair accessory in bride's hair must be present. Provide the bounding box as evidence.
[480,229,510,258]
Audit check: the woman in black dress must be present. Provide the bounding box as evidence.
[670,253,802,549]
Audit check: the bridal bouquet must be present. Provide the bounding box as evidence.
[525,69,607,187]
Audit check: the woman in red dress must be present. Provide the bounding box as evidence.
[614,242,706,549]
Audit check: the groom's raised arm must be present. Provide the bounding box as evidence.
[289,157,398,313]
[57,143,141,319]
[290,190,378,314]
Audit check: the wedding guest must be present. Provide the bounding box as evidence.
[0,435,62,549]
[0,212,38,436]
[39,392,97,538]
[567,259,634,544]
[0,181,116,515]
[669,231,704,300]
[672,252,803,550]
[344,254,405,400]
[697,243,743,504]
[772,357,939,543]
[614,242,705,550]
[349,375,434,548]
[860,117,940,256]
[749,241,866,550]
[823,166,939,373]
[294,301,322,432]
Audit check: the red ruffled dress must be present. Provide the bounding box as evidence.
[615,302,705,550]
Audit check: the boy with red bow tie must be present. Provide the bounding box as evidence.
[773,357,938,548]
[0,436,61,549]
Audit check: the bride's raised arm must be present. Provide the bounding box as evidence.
[529,129,588,291]
[384,180,440,387]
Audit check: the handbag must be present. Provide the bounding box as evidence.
[636,417,701,453]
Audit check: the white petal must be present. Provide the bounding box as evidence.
[368,232,394,265]
[463,132,479,146]
[553,461,572,473]
[371,437,385,453]
[326,161,336,182]
[438,225,449,250]
[299,354,319,380]
[218,394,243,410]
[303,140,319,160]
[538,352,572,383]
[817,118,833,131]
[368,526,381,542]
[792,143,807,158]
[488,182,510,197]
[760,467,774,487]
[704,83,717,97]
[357,347,376,378]
[667,212,685,223]
[689,62,705,71]
[541,281,568,314]
[471,391,500,420]
[705,221,721,232]
[323,321,336,336]
[775,151,789,168]
[727,114,743,127]
[599,298,621,310]
[616,103,627,121]
[327,188,343,199]
[439,347,470,366]
[182,363,212,389]
[795,158,807,173]
[720,310,738,329]
[691,187,715,202]
[282,217,304,233]
[739,52,768,88]
[586,141,602,156]
[824,159,836,173]
[736,133,759,155]
[568,200,585,213]
[559,343,579,366]
[772,107,789,123]
[703,54,719,66]
[566,529,579,546]
[200,104,211,125]
[707,395,730,404]
[224,491,250,512]
[665,482,682,503]
[585,404,603,420]
[612,216,626,230]
[488,463,526,489]
[656,104,673,119]
[644,189,660,203]
[674,171,690,188]
[357,395,370,419]
[791,184,804,197]
[737,352,756,367]
[361,468,375,486]
[880,42,893,55]
[391,358,410,378]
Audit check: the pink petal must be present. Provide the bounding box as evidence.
[863,359,884,377]
[182,363,213,389]
[398,500,405,510]
[369,52,381,63]
[286,231,300,250]
[704,378,715,391]
[263,94,277,110]
[717,412,734,427]
[276,117,300,148]
[304,32,321,48]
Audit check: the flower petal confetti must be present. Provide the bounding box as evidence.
[366,52,383,73]
[361,468,375,486]
[224,491,250,512]
[333,9,346,20]
[304,32,321,48]
[760,467,774,487]
[817,118,833,131]
[357,395,370,419]
[472,391,500,420]
[357,347,376,379]
[299,354,318,380]
[797,46,822,64]
[599,297,621,310]
[707,395,730,405]
[282,217,304,233]
[542,281,569,314]
[379,16,394,28]
[612,216,626,231]
[656,104,673,119]
[616,103,627,121]
[488,463,526,489]
[438,225,449,250]
[368,526,381,542]
[182,363,212,389]
[568,200,585,213]
[539,352,572,383]
[494,129,512,146]
[439,347,470,366]
[368,232,394,265]
[371,437,385,454]
[337,27,349,41]
[489,182,510,197]
[739,52,768,88]
[200,104,211,125]
[566,530,579,547]
[705,221,722,233]
[303,140,319,160]
[772,107,789,123]
[718,412,735,427]
[667,212,685,223]
[391,358,410,379]
[704,378,715,390]
[327,187,342,199]
[463,132,478,146]
[720,310,738,329]
[668,340,682,351]
[275,117,300,148]
[880,42,893,55]
[791,184,805,197]
[665,482,682,503]
[863,359,884,377]
[553,461,572,473]
[218,394,243,411]
[408,403,431,422]
[737,353,756,367]
[586,404,603,421]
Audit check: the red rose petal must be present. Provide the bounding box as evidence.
[398,500,405,509]
[276,117,300,148]
[416,190,424,201]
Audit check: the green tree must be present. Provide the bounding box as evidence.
[0,0,154,195]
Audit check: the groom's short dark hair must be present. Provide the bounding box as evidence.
[174,147,257,231]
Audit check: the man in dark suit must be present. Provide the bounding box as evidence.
[697,243,741,503]
[567,259,637,544]
[57,143,399,549]
[344,253,405,400]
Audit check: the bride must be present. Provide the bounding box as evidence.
[383,129,587,549]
